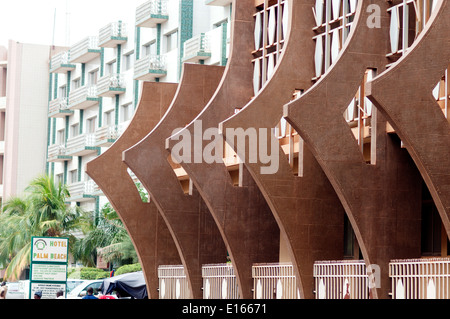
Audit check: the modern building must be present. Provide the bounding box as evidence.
[0,41,62,205]
[46,0,232,214]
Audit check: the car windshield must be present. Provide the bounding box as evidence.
[66,280,84,294]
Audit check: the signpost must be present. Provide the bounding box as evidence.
[29,237,69,299]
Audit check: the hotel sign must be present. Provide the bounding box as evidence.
[30,237,69,299]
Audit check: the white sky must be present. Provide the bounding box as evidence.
[0,0,145,48]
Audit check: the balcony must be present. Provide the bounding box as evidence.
[48,98,74,118]
[134,55,166,81]
[182,33,211,63]
[69,37,101,63]
[98,21,128,48]
[67,180,97,202]
[50,51,76,73]
[47,143,72,162]
[205,0,232,6]
[158,265,190,299]
[66,133,100,156]
[68,85,100,110]
[252,263,299,299]
[97,73,126,97]
[202,264,239,299]
[136,0,168,28]
[95,122,128,147]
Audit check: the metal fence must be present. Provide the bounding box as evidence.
[158,265,190,299]
[389,258,450,299]
[313,260,370,299]
[202,263,239,299]
[252,263,298,299]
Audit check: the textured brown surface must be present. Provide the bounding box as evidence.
[219,0,345,299]
[366,0,450,236]
[165,0,280,299]
[284,0,423,298]
[123,63,227,299]
[86,82,181,299]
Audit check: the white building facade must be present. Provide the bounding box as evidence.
[47,0,232,213]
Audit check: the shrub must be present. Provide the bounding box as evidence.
[114,263,142,276]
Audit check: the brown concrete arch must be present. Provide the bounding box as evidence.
[85,82,181,299]
[123,63,227,299]
[366,0,450,234]
[284,0,424,298]
[165,0,280,299]
[218,0,345,299]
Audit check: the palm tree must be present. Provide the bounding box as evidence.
[0,175,89,280]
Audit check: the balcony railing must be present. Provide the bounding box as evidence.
[48,98,74,118]
[95,123,128,147]
[47,144,72,162]
[313,260,370,299]
[202,264,239,299]
[252,263,298,299]
[50,51,76,73]
[158,265,190,299]
[68,86,100,110]
[136,0,169,28]
[98,21,128,48]
[389,258,450,299]
[67,180,97,202]
[134,55,167,81]
[69,36,101,63]
[182,33,211,63]
[97,73,126,97]
[66,133,99,156]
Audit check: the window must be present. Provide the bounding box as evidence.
[142,41,156,57]
[55,173,64,186]
[72,78,81,90]
[69,169,78,184]
[106,60,117,75]
[57,129,65,145]
[86,116,97,134]
[59,85,67,99]
[124,51,134,71]
[71,123,80,138]
[121,103,132,122]
[88,69,99,86]
[165,30,178,53]
[104,110,114,126]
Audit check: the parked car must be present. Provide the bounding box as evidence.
[66,280,103,299]
[66,279,85,294]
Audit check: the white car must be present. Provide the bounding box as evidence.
[66,280,103,299]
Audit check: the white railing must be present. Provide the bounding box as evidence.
[47,144,68,158]
[68,86,98,106]
[158,265,190,299]
[50,51,71,71]
[183,33,210,59]
[70,36,100,62]
[136,0,168,24]
[313,260,370,299]
[95,123,127,143]
[97,73,126,93]
[134,55,166,77]
[252,263,298,299]
[66,133,96,152]
[68,180,96,196]
[389,258,450,299]
[99,21,127,45]
[202,263,239,299]
[49,98,69,114]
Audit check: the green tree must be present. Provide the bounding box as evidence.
[0,175,89,280]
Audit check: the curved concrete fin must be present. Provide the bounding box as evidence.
[165,0,280,299]
[123,63,227,299]
[285,0,425,298]
[366,0,450,236]
[218,0,345,299]
[86,81,180,299]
